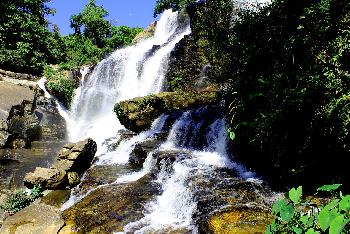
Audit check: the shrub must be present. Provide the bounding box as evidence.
[0,185,44,214]
[267,184,350,234]
[44,65,77,108]
[154,0,196,17]
[225,0,350,188]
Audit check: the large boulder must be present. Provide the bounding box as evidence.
[114,91,218,132]
[62,175,159,233]
[24,138,97,189]
[0,202,65,234]
[0,80,38,149]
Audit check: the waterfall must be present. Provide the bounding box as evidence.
[53,7,263,234]
[66,10,190,148]
[121,110,254,233]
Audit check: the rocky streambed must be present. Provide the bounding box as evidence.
[0,82,277,233]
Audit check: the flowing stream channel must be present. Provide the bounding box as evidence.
[39,8,274,234]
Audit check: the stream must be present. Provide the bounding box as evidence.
[37,8,275,234]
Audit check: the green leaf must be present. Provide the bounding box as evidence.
[265,220,276,234]
[300,214,314,228]
[280,204,294,222]
[272,198,295,222]
[229,131,236,140]
[305,228,320,234]
[317,184,342,192]
[226,128,236,140]
[272,199,287,215]
[289,186,302,204]
[329,215,348,234]
[293,227,302,234]
[339,195,350,211]
[318,199,340,231]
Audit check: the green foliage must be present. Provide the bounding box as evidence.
[107,26,143,49]
[0,185,44,214]
[0,0,142,74]
[267,184,350,234]
[65,0,142,67]
[168,75,184,91]
[154,0,195,17]
[0,0,64,74]
[226,0,350,187]
[70,0,110,48]
[61,35,102,69]
[226,128,236,140]
[44,65,76,108]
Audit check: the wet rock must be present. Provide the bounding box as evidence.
[41,190,71,208]
[115,91,218,132]
[0,202,64,234]
[154,150,192,170]
[24,138,97,189]
[129,138,164,166]
[102,130,137,152]
[4,99,41,149]
[75,164,140,196]
[62,175,160,233]
[24,167,67,190]
[194,170,275,233]
[207,206,273,234]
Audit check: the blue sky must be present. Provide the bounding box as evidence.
[47,0,158,35]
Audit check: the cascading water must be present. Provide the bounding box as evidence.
[65,10,190,148]
[51,7,272,234]
[121,108,255,233]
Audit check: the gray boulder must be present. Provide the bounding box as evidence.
[24,138,97,189]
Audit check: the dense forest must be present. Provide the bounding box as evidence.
[1,0,350,233]
[156,0,350,189]
[0,0,142,74]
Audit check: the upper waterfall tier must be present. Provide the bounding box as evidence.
[64,10,191,146]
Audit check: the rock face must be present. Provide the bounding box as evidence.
[0,69,38,81]
[62,175,160,233]
[132,21,156,43]
[0,81,67,150]
[164,0,234,92]
[24,138,97,189]
[114,91,218,132]
[0,202,65,234]
[0,80,37,149]
[5,100,41,149]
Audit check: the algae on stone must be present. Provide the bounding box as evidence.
[114,91,218,132]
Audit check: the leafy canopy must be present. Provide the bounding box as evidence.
[0,0,63,73]
[154,0,195,17]
[70,0,110,48]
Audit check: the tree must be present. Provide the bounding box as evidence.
[70,0,111,48]
[107,26,143,49]
[0,0,62,73]
[154,0,195,17]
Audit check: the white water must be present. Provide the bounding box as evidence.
[63,10,190,149]
[43,7,261,234]
[37,77,71,122]
[122,111,255,233]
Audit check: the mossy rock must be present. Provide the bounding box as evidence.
[208,206,273,234]
[114,91,219,132]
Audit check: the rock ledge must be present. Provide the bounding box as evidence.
[114,91,218,132]
[24,138,97,189]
